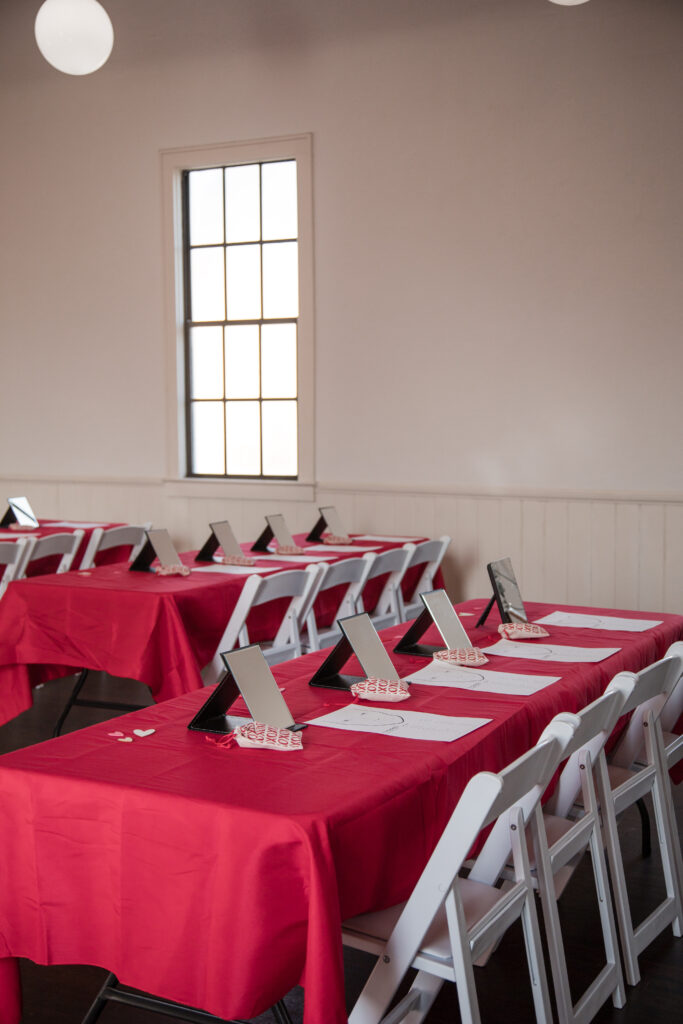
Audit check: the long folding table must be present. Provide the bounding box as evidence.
[0,598,680,1024]
[0,534,430,727]
[0,519,126,575]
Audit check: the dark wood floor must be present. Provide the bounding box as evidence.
[1,674,681,1024]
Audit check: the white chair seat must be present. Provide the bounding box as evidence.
[345,876,506,966]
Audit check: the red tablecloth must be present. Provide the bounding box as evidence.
[0,535,434,726]
[0,599,680,1024]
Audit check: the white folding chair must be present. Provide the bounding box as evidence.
[17,529,84,578]
[356,544,414,631]
[398,536,451,621]
[659,641,683,776]
[79,522,152,569]
[595,654,683,986]
[0,539,32,599]
[342,714,578,1024]
[523,683,632,1024]
[301,554,376,651]
[202,565,320,684]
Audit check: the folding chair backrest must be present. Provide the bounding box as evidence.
[401,535,450,603]
[303,554,375,623]
[202,574,263,684]
[0,539,31,598]
[357,544,414,621]
[250,565,320,649]
[608,654,683,770]
[79,523,152,569]
[19,530,84,577]
[469,715,579,885]
[544,682,633,818]
[661,641,683,733]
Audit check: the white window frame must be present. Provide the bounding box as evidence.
[161,134,314,500]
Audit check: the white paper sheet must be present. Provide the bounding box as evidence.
[46,521,107,528]
[262,554,337,563]
[307,704,491,742]
[304,544,381,553]
[535,611,662,633]
[354,534,420,542]
[403,661,561,695]
[0,533,29,539]
[481,639,620,663]
[191,565,266,576]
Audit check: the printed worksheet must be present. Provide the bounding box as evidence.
[535,611,662,632]
[481,639,620,663]
[304,544,381,553]
[191,565,266,576]
[264,553,337,563]
[46,521,107,527]
[353,534,421,543]
[307,704,490,742]
[403,661,560,695]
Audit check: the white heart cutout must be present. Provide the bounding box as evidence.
[118,736,133,743]
[133,729,155,738]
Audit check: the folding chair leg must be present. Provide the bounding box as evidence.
[511,812,553,1024]
[587,827,626,1010]
[386,971,442,1024]
[445,886,483,1024]
[635,798,651,858]
[596,759,641,986]
[650,772,683,939]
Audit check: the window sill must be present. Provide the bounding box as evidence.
[163,478,315,502]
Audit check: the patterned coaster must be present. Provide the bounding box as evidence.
[322,534,351,545]
[154,564,191,577]
[217,554,256,566]
[498,622,550,640]
[275,544,305,556]
[434,647,489,666]
[233,722,303,750]
[350,678,411,702]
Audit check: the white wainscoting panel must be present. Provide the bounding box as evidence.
[1,476,681,614]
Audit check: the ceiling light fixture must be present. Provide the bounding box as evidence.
[547,1,592,6]
[34,0,114,76]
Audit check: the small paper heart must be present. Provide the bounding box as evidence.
[108,731,125,738]
[133,728,155,738]
[117,736,133,743]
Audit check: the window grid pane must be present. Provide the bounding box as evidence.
[183,160,299,479]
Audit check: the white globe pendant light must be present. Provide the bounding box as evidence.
[35,0,114,76]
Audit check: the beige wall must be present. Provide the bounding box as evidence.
[0,1,681,609]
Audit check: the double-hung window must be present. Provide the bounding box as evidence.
[163,135,313,485]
